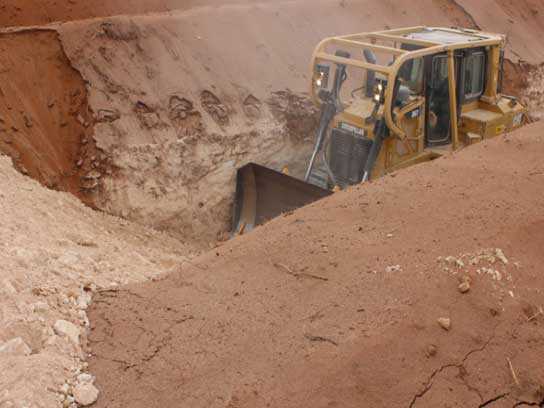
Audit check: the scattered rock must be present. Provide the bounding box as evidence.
[53,320,80,345]
[458,278,471,294]
[60,383,71,395]
[425,344,438,357]
[0,337,32,356]
[73,382,99,406]
[83,170,101,180]
[77,373,94,384]
[495,248,509,264]
[23,114,33,128]
[96,108,121,123]
[437,317,451,331]
[443,256,464,268]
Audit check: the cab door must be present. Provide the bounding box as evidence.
[425,53,456,146]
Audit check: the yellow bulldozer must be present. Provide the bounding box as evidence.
[233,26,527,233]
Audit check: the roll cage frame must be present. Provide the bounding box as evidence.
[310,26,505,150]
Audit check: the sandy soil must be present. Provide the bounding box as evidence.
[0,155,198,407]
[0,1,542,249]
[0,0,229,27]
[1,1,543,408]
[88,122,544,407]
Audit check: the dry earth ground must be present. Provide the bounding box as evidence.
[89,122,544,408]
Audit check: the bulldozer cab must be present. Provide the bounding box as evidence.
[233,27,526,234]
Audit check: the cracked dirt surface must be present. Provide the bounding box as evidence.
[88,122,544,408]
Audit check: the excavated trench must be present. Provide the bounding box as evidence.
[0,21,539,251]
[0,24,320,249]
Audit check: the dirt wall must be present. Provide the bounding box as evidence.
[0,29,103,206]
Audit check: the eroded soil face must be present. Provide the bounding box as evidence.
[0,30,107,207]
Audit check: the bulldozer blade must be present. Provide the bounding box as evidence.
[232,163,332,234]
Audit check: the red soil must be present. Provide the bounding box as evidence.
[0,30,101,205]
[88,122,544,408]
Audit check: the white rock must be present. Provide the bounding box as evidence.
[60,383,71,395]
[437,317,451,331]
[0,337,32,356]
[77,292,92,310]
[73,383,99,406]
[32,302,50,313]
[53,320,80,345]
[77,373,94,384]
[495,248,509,264]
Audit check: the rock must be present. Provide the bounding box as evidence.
[77,292,92,310]
[77,373,94,384]
[96,109,121,123]
[495,248,509,264]
[62,395,75,408]
[31,301,50,313]
[83,170,101,180]
[0,337,32,356]
[73,383,99,406]
[458,280,471,294]
[54,320,80,345]
[437,317,451,331]
[426,344,438,357]
[444,256,465,268]
[60,383,71,395]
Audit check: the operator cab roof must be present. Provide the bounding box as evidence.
[403,27,497,45]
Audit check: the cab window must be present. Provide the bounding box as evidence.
[463,51,485,101]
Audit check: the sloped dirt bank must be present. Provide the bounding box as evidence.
[88,122,544,408]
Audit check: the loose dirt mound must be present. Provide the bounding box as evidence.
[0,154,197,407]
[88,122,544,408]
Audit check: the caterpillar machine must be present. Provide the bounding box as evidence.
[233,26,526,233]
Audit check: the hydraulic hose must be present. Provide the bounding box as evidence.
[305,50,349,182]
[304,101,336,182]
[362,119,388,182]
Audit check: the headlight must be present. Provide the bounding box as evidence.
[374,93,381,102]
[315,64,330,89]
